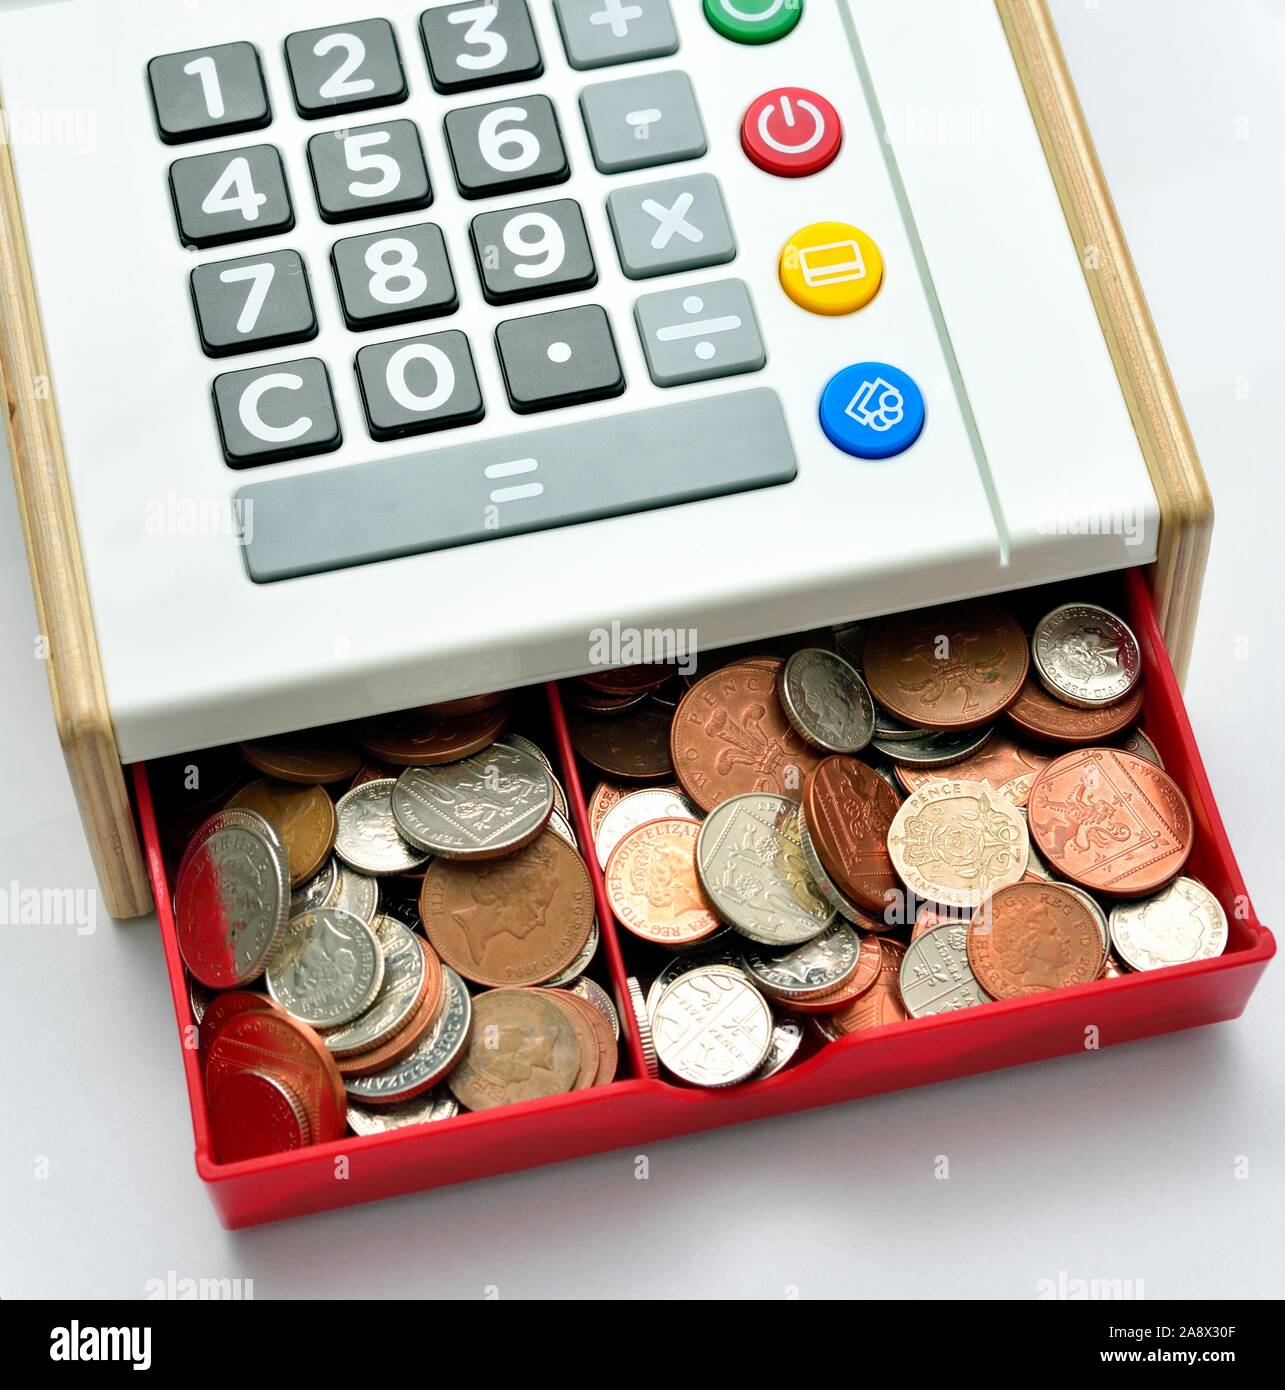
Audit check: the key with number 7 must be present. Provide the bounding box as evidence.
[190,250,318,358]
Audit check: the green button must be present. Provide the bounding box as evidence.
[703,0,803,45]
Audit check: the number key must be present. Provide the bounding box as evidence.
[307,119,433,223]
[470,199,596,305]
[148,42,271,145]
[444,95,568,199]
[285,19,408,119]
[355,330,485,440]
[420,1,543,94]
[191,250,317,357]
[332,224,459,331]
[169,145,294,249]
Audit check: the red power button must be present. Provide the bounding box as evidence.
[741,87,842,178]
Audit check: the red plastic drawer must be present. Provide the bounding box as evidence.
[131,566,1274,1229]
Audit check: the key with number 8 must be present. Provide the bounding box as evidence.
[331,224,459,331]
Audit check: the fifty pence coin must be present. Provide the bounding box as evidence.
[899,922,991,1017]
[392,744,554,859]
[346,1089,458,1134]
[1033,603,1141,708]
[595,787,700,868]
[780,648,876,754]
[334,779,429,876]
[266,907,384,1029]
[740,921,862,1000]
[652,966,774,1088]
[345,965,472,1105]
[697,793,835,946]
[1109,877,1228,971]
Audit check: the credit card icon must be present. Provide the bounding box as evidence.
[800,239,867,288]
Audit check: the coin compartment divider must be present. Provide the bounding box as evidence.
[132,568,1274,1229]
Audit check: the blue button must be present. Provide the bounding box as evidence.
[820,363,925,459]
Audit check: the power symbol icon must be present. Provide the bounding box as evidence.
[742,87,842,177]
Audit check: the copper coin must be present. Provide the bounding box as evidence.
[226,778,336,888]
[446,988,582,1112]
[205,1008,347,1146]
[896,731,1051,808]
[198,990,285,1070]
[967,881,1104,998]
[1006,675,1144,745]
[815,937,908,1037]
[801,757,902,915]
[239,730,362,785]
[863,601,1029,730]
[1026,748,1193,897]
[349,760,401,789]
[588,781,627,840]
[566,699,674,781]
[337,970,442,1079]
[540,990,601,1090]
[552,987,619,1085]
[208,1070,312,1162]
[911,902,972,942]
[784,934,883,1014]
[417,690,511,718]
[670,659,823,812]
[563,685,650,714]
[325,923,439,1060]
[419,829,595,987]
[579,664,675,696]
[605,818,723,949]
[356,704,510,766]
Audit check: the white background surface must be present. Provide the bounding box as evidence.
[1,0,1282,1299]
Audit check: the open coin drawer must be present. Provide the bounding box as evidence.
[133,566,1275,1228]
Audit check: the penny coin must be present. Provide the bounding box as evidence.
[266,907,384,1029]
[418,690,510,718]
[888,779,1029,909]
[899,922,991,1017]
[549,987,617,1087]
[346,1089,459,1134]
[1116,727,1164,768]
[595,787,701,867]
[542,914,600,987]
[324,918,434,1058]
[392,744,554,859]
[563,975,620,1040]
[625,975,660,1079]
[566,699,674,780]
[345,965,472,1104]
[538,989,600,1090]
[967,881,1103,998]
[227,778,336,888]
[606,818,723,949]
[911,902,972,942]
[802,756,902,915]
[176,809,290,989]
[328,861,379,927]
[419,829,594,987]
[896,731,1050,808]
[1033,603,1141,708]
[1100,954,1128,979]
[780,648,876,754]
[205,1007,347,1145]
[1109,876,1228,972]
[564,685,650,715]
[782,934,884,1014]
[291,856,339,919]
[696,793,835,946]
[579,664,675,696]
[740,921,862,1001]
[652,966,774,1088]
[1027,748,1193,896]
[756,1016,806,1080]
[863,601,1028,730]
[646,944,747,1017]
[356,704,510,767]
[1057,883,1110,964]
[1006,675,1144,746]
[208,1070,312,1162]
[671,659,823,812]
[333,779,429,876]
[239,730,361,785]
[198,989,284,1069]
[872,725,995,767]
[814,937,909,1038]
[448,988,582,1111]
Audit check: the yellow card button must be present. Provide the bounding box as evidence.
[779,222,884,315]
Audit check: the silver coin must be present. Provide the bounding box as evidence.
[563,974,620,1040]
[327,859,379,927]
[646,943,747,1017]
[497,733,555,776]
[542,915,600,987]
[324,917,426,1056]
[290,856,339,918]
[740,921,862,999]
[267,907,384,1028]
[781,648,875,754]
[551,777,569,821]
[755,1015,805,1080]
[652,965,774,1088]
[345,965,472,1103]
[1033,602,1142,708]
[175,808,290,988]
[625,976,659,1079]
[391,744,554,858]
[1117,727,1164,768]
[187,975,215,1024]
[346,1088,459,1135]
[1109,877,1228,972]
[595,787,700,867]
[873,706,924,741]
[545,806,578,848]
[334,779,429,876]
[832,621,865,668]
[696,793,835,946]
[1015,808,1056,881]
[872,725,994,767]
[1056,882,1110,960]
[797,810,873,926]
[899,922,991,1017]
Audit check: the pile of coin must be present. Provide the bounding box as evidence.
[168,697,618,1162]
[568,597,1228,1089]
